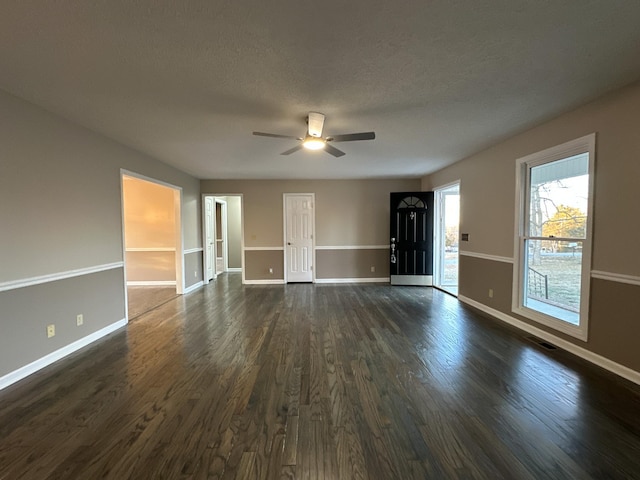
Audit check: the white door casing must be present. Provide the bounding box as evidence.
[205,196,215,281]
[215,198,228,274]
[284,194,314,283]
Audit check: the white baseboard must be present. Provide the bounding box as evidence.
[244,279,285,285]
[315,277,390,284]
[127,281,176,286]
[226,268,242,273]
[0,319,128,391]
[458,295,640,386]
[184,281,204,294]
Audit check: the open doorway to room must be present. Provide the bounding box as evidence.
[121,172,183,320]
[203,195,243,283]
[434,182,460,296]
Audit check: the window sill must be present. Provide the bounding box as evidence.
[512,305,588,342]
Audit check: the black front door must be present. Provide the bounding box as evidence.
[390,191,434,285]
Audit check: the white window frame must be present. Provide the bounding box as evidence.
[512,134,596,341]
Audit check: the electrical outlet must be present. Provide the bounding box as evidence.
[488,289,494,298]
[194,270,197,278]
[370,266,375,272]
[47,324,55,338]
[76,314,84,326]
[269,267,273,274]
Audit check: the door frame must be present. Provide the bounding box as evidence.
[204,196,215,282]
[390,191,434,286]
[215,198,228,275]
[120,170,184,321]
[283,193,316,284]
[202,194,245,285]
[433,180,460,295]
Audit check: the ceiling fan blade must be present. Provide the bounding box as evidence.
[281,145,304,155]
[307,112,325,138]
[324,144,346,157]
[253,131,299,139]
[328,132,376,142]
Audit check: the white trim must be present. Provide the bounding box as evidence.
[222,199,229,273]
[458,295,640,386]
[517,134,596,166]
[591,270,640,287]
[0,262,124,293]
[244,246,285,251]
[203,193,245,285]
[459,250,514,264]
[433,179,462,191]
[126,281,176,286]
[121,169,183,191]
[512,133,596,343]
[0,319,128,391]
[120,174,130,322]
[203,195,214,283]
[244,279,286,285]
[183,247,203,255]
[512,304,587,341]
[226,268,243,273]
[184,281,204,294]
[315,245,389,250]
[174,187,185,295]
[433,181,461,291]
[125,247,175,252]
[121,170,184,296]
[315,277,390,284]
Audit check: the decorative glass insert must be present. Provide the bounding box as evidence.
[398,196,426,209]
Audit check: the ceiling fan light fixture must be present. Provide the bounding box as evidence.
[302,137,326,150]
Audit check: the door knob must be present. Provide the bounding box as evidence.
[287,242,291,245]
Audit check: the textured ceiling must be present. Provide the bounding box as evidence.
[2,1,640,179]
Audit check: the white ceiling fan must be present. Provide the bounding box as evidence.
[253,112,375,157]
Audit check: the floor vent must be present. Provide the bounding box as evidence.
[526,336,557,350]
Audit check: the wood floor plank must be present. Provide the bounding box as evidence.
[0,275,639,479]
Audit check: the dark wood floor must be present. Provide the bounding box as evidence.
[1,275,639,479]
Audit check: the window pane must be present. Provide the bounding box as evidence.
[524,239,582,325]
[529,153,589,239]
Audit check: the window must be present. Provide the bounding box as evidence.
[513,134,595,340]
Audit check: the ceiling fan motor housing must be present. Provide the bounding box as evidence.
[307,112,325,138]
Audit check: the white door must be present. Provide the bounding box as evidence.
[205,196,215,281]
[284,194,314,283]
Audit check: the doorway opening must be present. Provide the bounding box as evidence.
[434,182,460,296]
[203,195,244,283]
[121,171,183,320]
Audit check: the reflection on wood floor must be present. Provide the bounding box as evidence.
[127,286,178,320]
[1,275,639,479]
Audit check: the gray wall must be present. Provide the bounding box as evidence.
[201,179,421,281]
[423,80,640,373]
[0,89,201,380]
